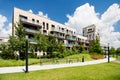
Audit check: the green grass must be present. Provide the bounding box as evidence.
[0,53,93,67]
[65,53,93,61]
[117,56,120,60]
[0,62,120,80]
[0,58,40,67]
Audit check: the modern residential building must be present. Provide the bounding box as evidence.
[0,37,9,44]
[83,24,100,41]
[12,7,89,56]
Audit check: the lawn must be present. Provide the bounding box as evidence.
[0,62,120,80]
[0,58,40,67]
[117,55,120,60]
[0,53,93,67]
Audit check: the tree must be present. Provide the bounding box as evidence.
[116,47,120,58]
[9,23,26,60]
[89,38,103,54]
[78,42,84,53]
[34,32,48,52]
[110,47,116,57]
[0,44,15,59]
[47,35,59,58]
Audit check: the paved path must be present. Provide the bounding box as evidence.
[0,58,116,74]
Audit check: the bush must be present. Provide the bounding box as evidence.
[0,44,15,59]
[90,53,104,60]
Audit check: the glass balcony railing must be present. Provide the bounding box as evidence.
[67,36,76,41]
[57,34,65,39]
[66,31,72,35]
[20,18,42,27]
[24,27,40,34]
[50,34,65,39]
[51,27,65,33]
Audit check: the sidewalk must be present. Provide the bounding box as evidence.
[0,58,116,74]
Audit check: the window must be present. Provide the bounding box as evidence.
[37,20,39,23]
[32,19,35,22]
[43,22,45,29]
[51,24,55,27]
[46,23,49,30]
[19,15,27,20]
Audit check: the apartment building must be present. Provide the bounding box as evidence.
[12,7,89,55]
[0,37,8,44]
[83,24,100,41]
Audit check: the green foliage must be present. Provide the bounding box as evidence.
[8,23,26,60]
[89,38,103,54]
[78,42,84,53]
[116,47,120,58]
[47,35,59,58]
[0,44,15,59]
[110,47,116,57]
[34,32,48,52]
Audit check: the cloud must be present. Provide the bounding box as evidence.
[65,3,120,48]
[38,11,49,19]
[28,9,33,13]
[0,14,7,30]
[0,14,12,38]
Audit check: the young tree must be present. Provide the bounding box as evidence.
[0,44,15,59]
[116,47,120,58]
[47,35,59,58]
[78,42,84,53]
[34,32,48,52]
[89,38,103,54]
[9,23,26,60]
[110,47,116,57]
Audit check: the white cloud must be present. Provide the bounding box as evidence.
[38,11,49,19]
[0,14,7,30]
[65,3,120,48]
[28,9,33,13]
[0,14,12,38]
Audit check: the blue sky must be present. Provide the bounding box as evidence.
[0,0,119,24]
[0,0,120,48]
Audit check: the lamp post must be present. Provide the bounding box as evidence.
[108,43,110,63]
[25,36,28,73]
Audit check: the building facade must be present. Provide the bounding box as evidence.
[0,37,9,44]
[12,7,89,55]
[83,24,100,41]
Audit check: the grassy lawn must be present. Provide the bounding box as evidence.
[0,58,40,67]
[0,53,93,67]
[65,53,93,61]
[0,62,120,80]
[117,56,120,60]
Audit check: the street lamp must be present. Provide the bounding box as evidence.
[108,43,110,63]
[25,36,37,73]
[25,36,28,73]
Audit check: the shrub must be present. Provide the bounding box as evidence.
[90,53,104,60]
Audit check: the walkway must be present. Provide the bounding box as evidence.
[0,58,116,74]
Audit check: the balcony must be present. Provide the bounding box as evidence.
[20,18,42,27]
[66,31,72,35]
[24,27,40,34]
[51,27,65,33]
[66,36,76,41]
[50,34,65,39]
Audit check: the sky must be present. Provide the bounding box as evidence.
[0,0,120,48]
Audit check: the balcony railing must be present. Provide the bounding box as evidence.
[66,36,76,41]
[20,18,42,27]
[66,31,72,35]
[51,27,65,33]
[50,34,65,39]
[24,27,40,34]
